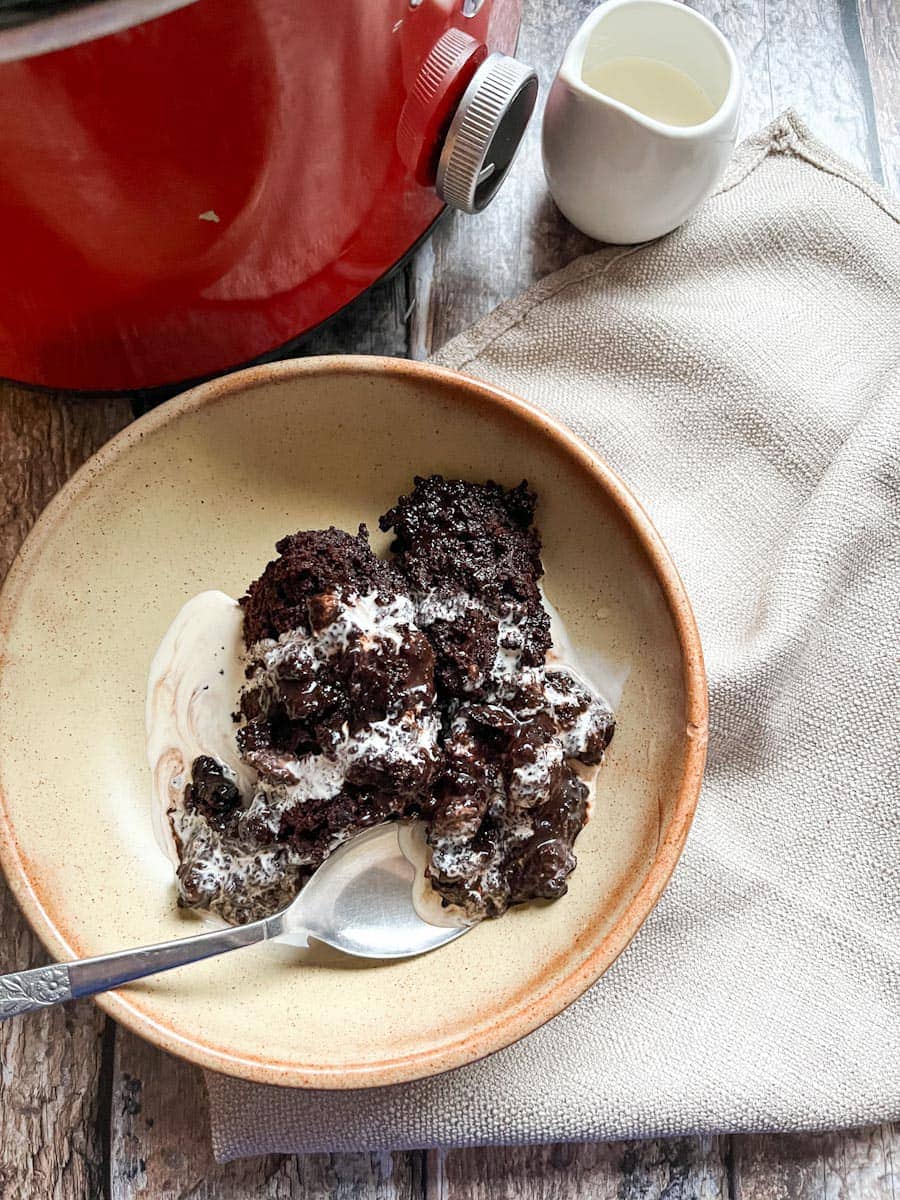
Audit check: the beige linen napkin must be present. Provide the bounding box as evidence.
[207,113,900,1159]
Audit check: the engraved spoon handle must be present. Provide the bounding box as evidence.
[0,913,284,1019]
[0,963,73,1017]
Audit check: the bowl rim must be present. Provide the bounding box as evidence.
[0,354,708,1088]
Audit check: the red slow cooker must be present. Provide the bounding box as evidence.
[0,0,534,391]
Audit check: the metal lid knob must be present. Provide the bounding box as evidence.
[436,53,538,214]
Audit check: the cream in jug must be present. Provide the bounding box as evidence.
[581,55,717,128]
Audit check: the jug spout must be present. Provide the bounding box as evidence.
[556,8,601,90]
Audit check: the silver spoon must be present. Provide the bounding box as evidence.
[0,824,469,1020]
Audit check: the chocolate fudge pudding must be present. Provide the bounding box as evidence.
[146,477,615,926]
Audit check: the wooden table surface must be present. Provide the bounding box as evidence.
[1,2,898,1197]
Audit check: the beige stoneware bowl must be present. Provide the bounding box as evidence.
[0,357,706,1088]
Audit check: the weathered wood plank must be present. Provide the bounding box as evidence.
[299,269,411,360]
[427,1138,732,1200]
[732,1123,900,1199]
[856,0,900,194]
[0,388,132,571]
[111,1027,423,1200]
[430,1125,900,1200]
[686,1,881,179]
[759,0,881,177]
[0,384,132,1200]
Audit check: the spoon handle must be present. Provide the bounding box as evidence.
[0,914,281,1019]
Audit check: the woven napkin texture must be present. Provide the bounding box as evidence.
[207,112,900,1159]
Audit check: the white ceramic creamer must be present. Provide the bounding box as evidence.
[542,0,741,244]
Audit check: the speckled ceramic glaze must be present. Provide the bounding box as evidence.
[0,358,707,1088]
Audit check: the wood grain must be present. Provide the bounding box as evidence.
[298,270,410,361]
[692,0,881,176]
[731,1125,900,1199]
[680,1,882,180]
[857,0,900,194]
[0,386,131,1200]
[111,1028,423,1200]
[428,1139,732,1200]
[431,1126,900,1200]
[760,0,881,177]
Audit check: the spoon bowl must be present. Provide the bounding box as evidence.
[279,824,469,958]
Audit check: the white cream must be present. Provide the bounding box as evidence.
[541,584,629,710]
[313,591,416,655]
[145,590,253,863]
[508,739,567,806]
[334,712,440,772]
[252,592,417,686]
[397,822,471,929]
